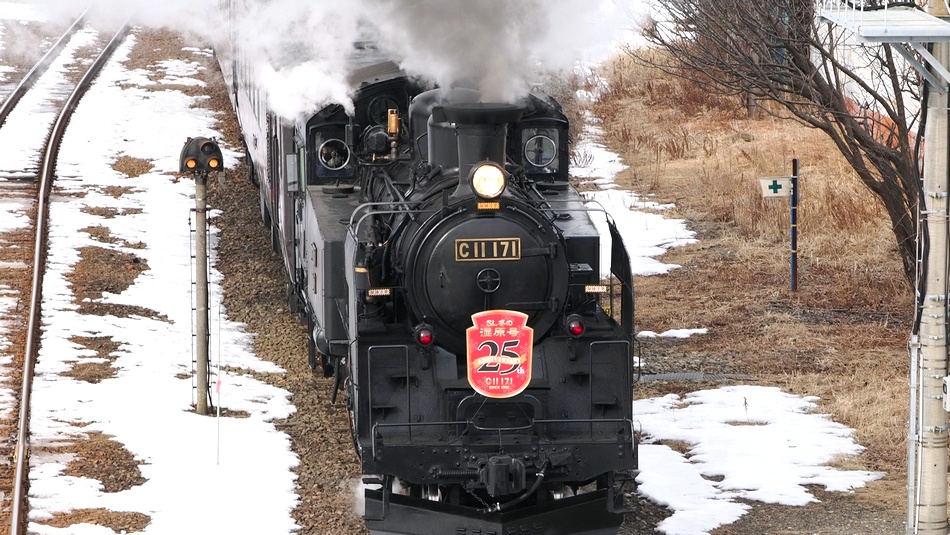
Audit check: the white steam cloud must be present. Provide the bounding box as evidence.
[365,0,635,103]
[234,0,365,118]
[32,0,640,119]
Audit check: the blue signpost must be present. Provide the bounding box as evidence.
[790,158,799,292]
[759,158,799,291]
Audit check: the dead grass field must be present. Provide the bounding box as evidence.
[586,50,913,510]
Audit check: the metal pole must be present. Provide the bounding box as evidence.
[909,335,920,535]
[916,6,949,529]
[790,158,799,292]
[195,172,210,415]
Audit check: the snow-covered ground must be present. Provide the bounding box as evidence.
[572,111,698,278]
[0,4,884,534]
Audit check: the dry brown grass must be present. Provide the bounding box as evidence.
[589,50,913,509]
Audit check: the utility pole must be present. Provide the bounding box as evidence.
[917,4,950,532]
[179,137,224,416]
[818,2,950,532]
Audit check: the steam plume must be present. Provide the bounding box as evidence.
[33,0,639,119]
[364,0,636,103]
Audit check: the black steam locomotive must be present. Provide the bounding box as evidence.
[217,5,639,533]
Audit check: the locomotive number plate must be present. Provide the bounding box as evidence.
[455,238,521,261]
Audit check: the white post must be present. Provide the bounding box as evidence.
[909,335,919,534]
[916,5,950,531]
[195,172,210,415]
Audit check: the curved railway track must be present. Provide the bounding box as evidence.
[0,18,130,534]
[0,14,85,130]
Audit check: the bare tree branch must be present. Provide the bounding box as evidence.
[636,0,922,283]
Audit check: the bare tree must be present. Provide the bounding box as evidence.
[638,0,923,285]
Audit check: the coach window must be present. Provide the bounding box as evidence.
[312,130,354,183]
[522,128,560,174]
[368,95,401,126]
[298,146,307,189]
[319,139,349,170]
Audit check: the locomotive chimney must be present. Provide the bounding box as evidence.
[411,87,480,166]
[441,104,524,194]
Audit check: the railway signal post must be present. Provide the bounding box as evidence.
[179,136,223,416]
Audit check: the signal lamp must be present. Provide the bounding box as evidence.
[471,163,506,199]
[179,136,224,174]
[565,315,585,338]
[413,323,435,347]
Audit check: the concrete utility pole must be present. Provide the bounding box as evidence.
[917,4,950,534]
[818,2,950,532]
[179,137,224,416]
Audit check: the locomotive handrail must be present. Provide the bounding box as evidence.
[532,198,620,226]
[347,203,438,234]
[369,416,637,430]
[470,422,535,432]
[346,197,619,240]
[349,200,433,222]
[346,194,616,218]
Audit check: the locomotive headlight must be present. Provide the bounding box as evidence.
[471,163,506,199]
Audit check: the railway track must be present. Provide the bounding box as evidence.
[0,12,70,106]
[0,17,130,534]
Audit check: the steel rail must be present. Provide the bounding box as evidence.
[8,22,132,535]
[0,12,86,129]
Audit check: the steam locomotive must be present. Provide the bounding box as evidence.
[217,5,639,534]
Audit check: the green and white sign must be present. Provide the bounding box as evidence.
[760,177,792,197]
